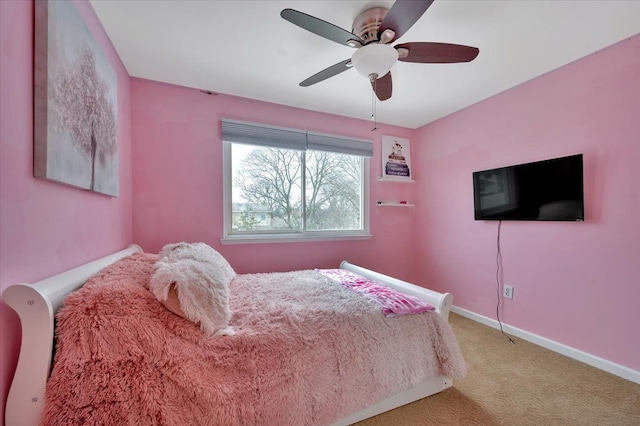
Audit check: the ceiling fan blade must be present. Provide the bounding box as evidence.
[281,9,363,47]
[371,72,392,101]
[378,0,435,42]
[396,42,479,63]
[300,59,352,87]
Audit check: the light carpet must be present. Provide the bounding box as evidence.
[356,313,640,425]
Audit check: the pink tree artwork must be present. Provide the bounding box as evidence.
[34,0,118,196]
[52,45,117,191]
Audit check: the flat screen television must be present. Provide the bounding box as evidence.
[473,154,584,221]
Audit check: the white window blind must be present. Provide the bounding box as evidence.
[221,119,307,151]
[221,119,373,157]
[306,132,373,157]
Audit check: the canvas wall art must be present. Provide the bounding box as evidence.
[381,135,412,181]
[34,0,119,196]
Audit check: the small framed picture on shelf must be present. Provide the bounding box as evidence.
[381,135,411,181]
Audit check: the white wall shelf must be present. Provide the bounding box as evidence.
[377,177,415,183]
[376,201,414,207]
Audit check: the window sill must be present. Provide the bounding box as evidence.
[220,232,372,245]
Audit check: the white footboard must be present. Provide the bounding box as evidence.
[340,261,453,320]
[334,261,455,425]
[332,376,452,426]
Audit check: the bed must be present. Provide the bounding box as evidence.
[2,244,465,426]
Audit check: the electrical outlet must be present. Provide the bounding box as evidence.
[504,285,514,300]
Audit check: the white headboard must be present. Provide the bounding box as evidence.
[2,244,142,426]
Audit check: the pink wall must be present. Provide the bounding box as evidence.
[413,35,640,372]
[2,2,636,421]
[0,0,133,420]
[131,79,417,278]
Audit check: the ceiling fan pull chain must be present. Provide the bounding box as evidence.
[371,80,377,132]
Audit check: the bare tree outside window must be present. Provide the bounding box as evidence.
[231,145,362,233]
[305,151,361,230]
[234,146,302,230]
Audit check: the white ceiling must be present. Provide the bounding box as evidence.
[90,0,640,129]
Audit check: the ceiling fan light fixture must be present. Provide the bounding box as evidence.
[351,44,398,80]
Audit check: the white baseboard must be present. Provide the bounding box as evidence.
[451,306,640,385]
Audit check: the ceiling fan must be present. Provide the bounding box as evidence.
[281,0,479,101]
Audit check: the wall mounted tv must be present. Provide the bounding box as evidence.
[473,154,584,221]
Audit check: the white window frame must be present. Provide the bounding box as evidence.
[220,122,371,245]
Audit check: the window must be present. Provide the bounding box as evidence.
[221,119,371,244]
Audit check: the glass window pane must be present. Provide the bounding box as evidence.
[231,144,302,232]
[305,150,362,231]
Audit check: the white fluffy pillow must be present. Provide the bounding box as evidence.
[150,242,236,336]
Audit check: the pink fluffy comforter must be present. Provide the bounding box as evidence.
[44,253,465,425]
